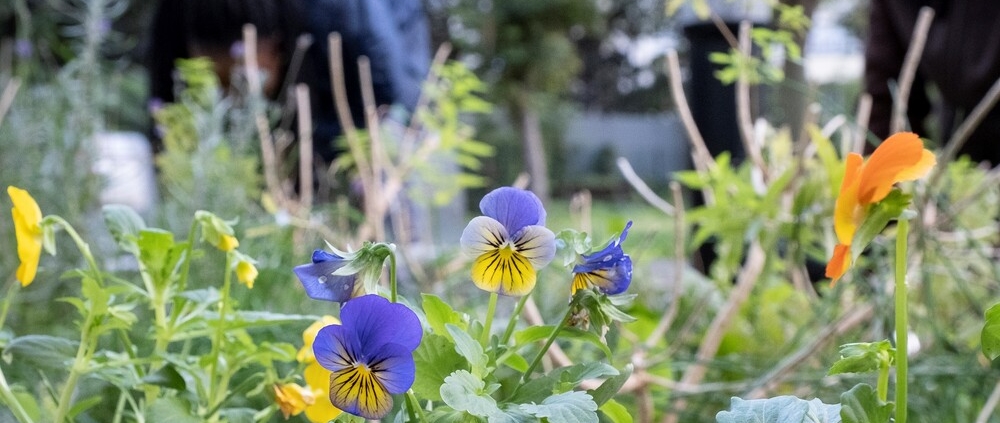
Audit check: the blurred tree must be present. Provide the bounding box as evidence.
[430,0,602,202]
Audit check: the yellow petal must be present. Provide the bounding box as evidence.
[236,260,258,289]
[303,363,342,423]
[217,234,239,252]
[833,153,864,245]
[329,363,393,419]
[273,383,315,419]
[9,187,43,287]
[7,186,42,227]
[894,149,936,182]
[471,246,536,297]
[297,316,340,364]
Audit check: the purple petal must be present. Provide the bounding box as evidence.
[575,221,632,273]
[313,249,346,263]
[293,260,357,303]
[479,187,546,235]
[460,216,509,258]
[511,225,556,270]
[341,295,422,352]
[313,324,358,372]
[368,342,417,394]
[573,255,633,295]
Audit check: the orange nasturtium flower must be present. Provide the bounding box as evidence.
[825,132,936,282]
[273,382,315,419]
[8,186,44,287]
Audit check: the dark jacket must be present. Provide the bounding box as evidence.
[865,0,1000,164]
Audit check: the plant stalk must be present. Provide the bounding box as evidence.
[895,219,909,423]
[480,292,499,348]
[521,308,572,383]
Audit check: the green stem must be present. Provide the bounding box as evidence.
[404,390,427,422]
[170,219,200,327]
[47,217,104,423]
[0,278,20,332]
[500,294,530,346]
[480,292,499,348]
[521,308,573,384]
[0,364,33,423]
[894,219,909,423]
[207,253,235,421]
[877,360,889,403]
[389,251,398,303]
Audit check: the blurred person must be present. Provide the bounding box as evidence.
[865,0,1000,165]
[147,0,431,163]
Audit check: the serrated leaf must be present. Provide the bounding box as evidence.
[716,396,842,423]
[828,341,894,375]
[520,391,599,423]
[588,364,633,406]
[102,204,146,253]
[983,302,1000,360]
[423,294,467,337]
[414,334,469,401]
[440,370,502,418]
[599,399,633,423]
[840,383,892,423]
[447,324,487,376]
[558,362,619,387]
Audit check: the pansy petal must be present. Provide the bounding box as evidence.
[313,324,358,372]
[857,132,925,204]
[479,187,546,235]
[511,225,556,270]
[303,363,342,423]
[328,362,394,419]
[340,295,423,352]
[294,261,358,303]
[367,342,417,394]
[573,256,632,295]
[825,243,852,282]
[471,248,536,296]
[460,216,509,258]
[313,249,347,263]
[833,153,864,245]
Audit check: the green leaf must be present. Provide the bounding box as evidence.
[828,341,894,375]
[11,386,41,422]
[599,399,633,423]
[514,325,613,360]
[558,362,619,388]
[840,383,892,423]
[447,324,488,376]
[67,395,103,420]
[142,363,187,390]
[520,391,599,423]
[850,190,911,261]
[145,397,201,423]
[983,302,1000,361]
[413,334,469,401]
[3,335,78,370]
[102,204,146,252]
[588,364,633,406]
[423,294,468,337]
[716,396,842,423]
[440,370,502,418]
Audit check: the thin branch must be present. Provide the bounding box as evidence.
[616,157,675,216]
[890,7,935,134]
[0,77,21,129]
[736,21,768,179]
[358,56,388,240]
[243,24,288,210]
[663,240,767,423]
[295,83,314,213]
[644,182,686,349]
[665,49,717,205]
[853,93,872,154]
[939,74,1000,165]
[743,304,875,398]
[975,377,1000,423]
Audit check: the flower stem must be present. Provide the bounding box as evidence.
[521,308,572,384]
[0,278,19,332]
[500,294,530,346]
[389,251,398,303]
[877,360,889,403]
[207,253,235,420]
[404,390,427,422]
[0,364,33,423]
[480,292,499,348]
[894,218,909,423]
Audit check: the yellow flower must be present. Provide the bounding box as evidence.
[303,362,342,423]
[217,234,239,252]
[825,132,936,282]
[8,186,43,287]
[235,259,258,289]
[273,383,315,419]
[293,316,343,422]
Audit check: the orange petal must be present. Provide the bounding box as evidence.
[857,132,925,204]
[825,243,852,283]
[894,149,936,182]
[833,153,864,245]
